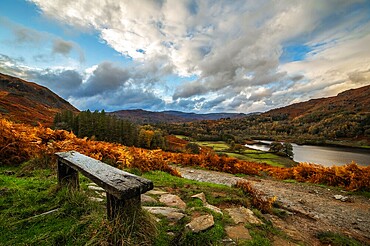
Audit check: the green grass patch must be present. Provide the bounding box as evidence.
[196,141,229,151]
[195,140,295,167]
[0,167,157,245]
[316,231,366,246]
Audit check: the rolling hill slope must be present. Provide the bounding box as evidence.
[264,85,370,120]
[110,109,246,123]
[0,73,78,126]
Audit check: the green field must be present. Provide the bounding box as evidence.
[195,141,296,168]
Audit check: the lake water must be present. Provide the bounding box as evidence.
[245,140,370,167]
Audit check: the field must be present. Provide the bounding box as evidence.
[192,140,296,168]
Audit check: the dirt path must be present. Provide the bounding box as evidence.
[173,166,370,245]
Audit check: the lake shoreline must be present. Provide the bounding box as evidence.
[247,138,370,151]
[245,140,370,167]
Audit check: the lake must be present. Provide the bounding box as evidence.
[245,140,370,167]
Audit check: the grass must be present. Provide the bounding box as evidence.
[0,166,157,245]
[142,170,248,209]
[316,231,367,246]
[194,140,296,167]
[0,166,251,246]
[0,167,103,245]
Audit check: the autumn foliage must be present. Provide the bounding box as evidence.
[0,119,179,176]
[1,118,369,191]
[235,180,276,213]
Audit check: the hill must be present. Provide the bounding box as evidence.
[264,84,370,119]
[0,73,78,126]
[110,109,247,123]
[160,85,370,146]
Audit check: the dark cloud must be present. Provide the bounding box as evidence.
[27,69,83,98]
[78,62,131,97]
[52,38,74,56]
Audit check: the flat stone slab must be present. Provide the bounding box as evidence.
[191,192,223,215]
[159,194,186,210]
[225,224,252,240]
[89,197,104,202]
[143,206,185,222]
[147,189,169,195]
[191,192,207,203]
[88,185,105,192]
[225,207,263,225]
[186,214,214,233]
[141,194,157,204]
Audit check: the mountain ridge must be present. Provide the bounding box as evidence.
[264,84,370,119]
[109,109,248,123]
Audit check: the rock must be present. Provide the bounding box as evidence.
[94,191,106,197]
[205,203,223,215]
[191,192,207,203]
[334,194,349,202]
[147,189,168,195]
[143,206,185,222]
[225,207,263,225]
[159,194,186,210]
[225,224,252,240]
[191,192,223,215]
[88,185,105,192]
[141,194,157,203]
[186,214,214,233]
[89,197,104,202]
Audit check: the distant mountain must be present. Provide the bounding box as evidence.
[0,73,78,126]
[264,84,370,119]
[110,109,247,123]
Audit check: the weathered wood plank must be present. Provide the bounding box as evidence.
[55,151,153,199]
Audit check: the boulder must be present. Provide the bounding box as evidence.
[225,224,252,240]
[143,206,185,222]
[186,214,214,233]
[225,207,263,225]
[159,194,186,210]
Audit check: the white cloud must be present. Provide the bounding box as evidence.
[25,0,370,112]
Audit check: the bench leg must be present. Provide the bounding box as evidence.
[57,159,79,189]
[106,193,141,221]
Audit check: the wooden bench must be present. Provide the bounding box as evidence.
[55,151,153,220]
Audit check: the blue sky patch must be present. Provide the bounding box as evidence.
[280,44,312,63]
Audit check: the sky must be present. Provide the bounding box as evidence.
[0,0,370,113]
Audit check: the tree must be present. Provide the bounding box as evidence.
[186,143,200,154]
[269,142,294,159]
[283,142,294,159]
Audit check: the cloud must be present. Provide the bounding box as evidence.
[0,17,85,63]
[11,1,370,112]
[52,39,73,55]
[0,55,165,111]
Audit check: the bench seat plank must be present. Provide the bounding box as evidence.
[55,151,153,199]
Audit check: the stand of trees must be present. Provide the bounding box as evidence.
[269,142,294,159]
[53,110,167,150]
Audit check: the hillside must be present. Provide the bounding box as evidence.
[264,84,370,119]
[110,109,246,123]
[160,85,370,146]
[0,73,78,126]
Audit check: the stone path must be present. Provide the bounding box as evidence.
[86,167,370,245]
[88,182,263,244]
[173,166,370,245]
